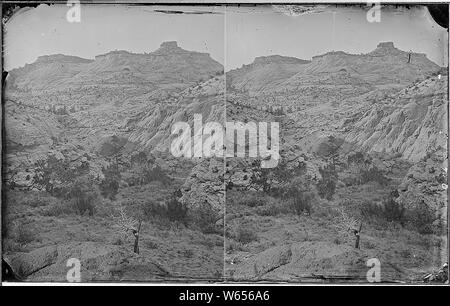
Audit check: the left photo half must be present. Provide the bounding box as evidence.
[2,3,225,282]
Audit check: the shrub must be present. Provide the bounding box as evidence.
[358,201,384,221]
[290,191,314,216]
[99,163,121,200]
[360,166,389,186]
[182,249,194,258]
[347,152,365,165]
[383,196,405,223]
[333,237,342,245]
[32,154,90,197]
[22,192,49,207]
[400,249,412,258]
[237,191,266,207]
[72,193,96,216]
[16,224,36,246]
[226,239,249,252]
[317,163,337,200]
[234,224,258,244]
[141,200,168,220]
[362,240,377,249]
[406,202,436,234]
[346,153,389,186]
[43,200,75,217]
[250,159,306,195]
[167,197,188,223]
[144,240,159,249]
[126,162,171,187]
[143,163,171,186]
[112,237,125,246]
[312,203,339,220]
[67,179,97,216]
[279,176,316,216]
[191,202,218,234]
[358,196,404,224]
[3,239,25,253]
[256,200,290,216]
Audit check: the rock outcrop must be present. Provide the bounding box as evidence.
[7,41,223,92]
[9,242,170,282]
[231,245,292,280]
[344,75,448,162]
[180,158,225,217]
[4,41,225,189]
[5,245,58,279]
[227,42,440,98]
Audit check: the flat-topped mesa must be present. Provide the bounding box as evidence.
[252,55,309,66]
[154,41,188,54]
[35,54,93,64]
[369,41,403,56]
[160,41,179,49]
[312,50,352,60]
[311,42,402,60]
[377,41,395,49]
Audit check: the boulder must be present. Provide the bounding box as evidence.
[232,245,292,280]
[26,242,170,282]
[5,245,58,279]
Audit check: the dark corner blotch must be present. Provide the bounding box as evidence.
[427,4,449,29]
[1,2,39,25]
[2,258,20,282]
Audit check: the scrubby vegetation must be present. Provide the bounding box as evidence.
[234,223,258,244]
[225,142,446,282]
[99,163,121,200]
[3,158,223,280]
[248,158,317,217]
[31,154,90,197]
[317,162,337,200]
[345,152,389,186]
[4,146,224,279]
[190,202,219,234]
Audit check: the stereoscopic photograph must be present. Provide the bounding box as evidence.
[1,2,448,285]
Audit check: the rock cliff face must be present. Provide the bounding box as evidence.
[4,42,225,215]
[397,153,447,213]
[5,41,223,156]
[343,74,448,162]
[7,41,223,92]
[225,41,447,231]
[180,158,225,217]
[227,55,310,95]
[301,41,440,86]
[226,42,445,164]
[228,42,440,98]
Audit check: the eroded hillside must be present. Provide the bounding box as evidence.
[224,42,447,282]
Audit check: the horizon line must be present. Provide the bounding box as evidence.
[7,40,447,72]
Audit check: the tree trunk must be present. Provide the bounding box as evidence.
[354,222,363,249]
[133,220,142,254]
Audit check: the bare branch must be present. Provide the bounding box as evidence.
[335,206,359,239]
[111,205,138,234]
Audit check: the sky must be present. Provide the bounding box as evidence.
[226,5,448,70]
[4,4,448,71]
[3,4,225,71]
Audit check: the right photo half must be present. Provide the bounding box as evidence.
[224,5,448,283]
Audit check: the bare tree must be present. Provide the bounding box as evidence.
[335,206,363,249]
[111,205,142,254]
